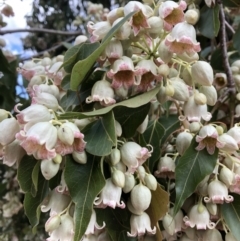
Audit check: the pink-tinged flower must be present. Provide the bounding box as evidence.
[154,156,175,179]
[0,117,20,146]
[55,122,86,156]
[165,22,201,55]
[32,84,60,100]
[195,125,225,155]
[15,104,52,130]
[127,212,156,237]
[183,95,212,122]
[46,62,65,85]
[107,56,140,89]
[87,21,112,43]
[41,189,71,216]
[46,213,74,241]
[104,38,123,63]
[16,122,58,160]
[94,178,125,209]
[123,1,152,36]
[120,142,152,174]
[183,204,215,230]
[32,92,59,111]
[134,59,159,92]
[218,133,239,153]
[204,179,234,204]
[1,140,25,166]
[229,166,240,194]
[17,64,45,81]
[86,80,116,106]
[227,125,240,147]
[85,209,105,235]
[159,1,187,31]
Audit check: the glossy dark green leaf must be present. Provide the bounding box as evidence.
[17,155,37,193]
[61,74,71,91]
[64,154,105,241]
[158,115,180,146]
[96,208,135,241]
[31,160,40,197]
[24,171,49,233]
[143,120,165,172]
[233,24,240,55]
[114,103,150,138]
[60,89,80,111]
[174,140,218,214]
[223,0,240,7]
[210,48,224,71]
[70,11,136,90]
[221,194,240,241]
[82,111,117,156]
[197,5,220,39]
[58,85,160,120]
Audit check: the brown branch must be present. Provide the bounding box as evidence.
[0,28,83,36]
[20,36,75,61]
[225,20,235,35]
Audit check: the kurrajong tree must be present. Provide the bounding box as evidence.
[1,0,240,240]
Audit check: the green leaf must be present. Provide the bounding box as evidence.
[96,208,136,241]
[58,85,160,120]
[64,154,105,241]
[233,24,240,55]
[174,140,218,214]
[61,74,71,91]
[143,120,165,172]
[223,0,240,7]
[24,171,49,233]
[82,111,117,156]
[221,194,240,241]
[197,5,220,39]
[159,115,180,145]
[210,48,224,71]
[31,160,40,196]
[70,11,136,90]
[62,41,73,49]
[60,89,80,111]
[114,103,150,138]
[17,155,37,193]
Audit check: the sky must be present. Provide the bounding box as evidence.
[1,0,33,57]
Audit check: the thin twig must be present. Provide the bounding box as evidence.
[225,20,236,35]
[0,28,82,36]
[20,36,75,61]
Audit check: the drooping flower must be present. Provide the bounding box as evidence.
[120,141,152,174]
[195,125,225,154]
[85,209,105,235]
[154,155,175,179]
[107,56,140,89]
[123,1,152,36]
[158,0,187,31]
[127,212,156,237]
[94,178,125,209]
[16,121,58,160]
[204,179,234,204]
[218,133,239,153]
[55,122,86,156]
[165,22,201,55]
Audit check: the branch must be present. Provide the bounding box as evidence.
[20,36,75,61]
[0,28,83,36]
[225,20,235,35]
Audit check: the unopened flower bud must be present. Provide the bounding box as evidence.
[137,166,146,181]
[199,85,217,106]
[158,64,170,77]
[131,183,152,213]
[41,159,60,180]
[206,203,218,216]
[53,154,62,164]
[110,148,121,166]
[45,214,61,233]
[157,85,168,104]
[189,122,201,133]
[115,120,122,137]
[176,132,193,155]
[236,93,240,101]
[57,124,74,146]
[219,166,234,187]
[194,92,207,105]
[192,61,213,86]
[163,213,175,236]
[0,109,8,121]
[0,37,6,47]
[123,173,135,193]
[232,60,240,69]
[215,125,224,135]
[144,174,157,191]
[184,9,199,25]
[165,84,175,97]
[72,150,87,164]
[218,133,239,153]
[170,77,190,101]
[158,40,173,63]
[137,115,148,134]
[236,104,240,117]
[202,229,223,241]
[181,68,192,86]
[74,35,88,45]
[112,169,125,188]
